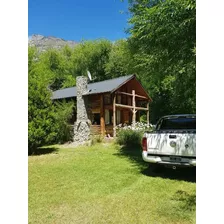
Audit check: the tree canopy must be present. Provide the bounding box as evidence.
[127,0,196,121]
[28,47,74,154]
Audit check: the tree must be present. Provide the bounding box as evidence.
[127,0,196,122]
[28,47,74,154]
[105,39,134,77]
[53,100,74,143]
[71,39,112,81]
[38,47,75,91]
[28,47,57,153]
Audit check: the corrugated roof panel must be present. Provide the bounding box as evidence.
[52,86,77,100]
[52,75,134,100]
[84,75,134,96]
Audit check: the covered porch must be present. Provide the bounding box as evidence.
[89,77,152,137]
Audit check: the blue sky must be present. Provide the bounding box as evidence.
[28,0,130,41]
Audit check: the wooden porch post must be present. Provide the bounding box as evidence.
[147,101,150,127]
[113,94,116,137]
[132,90,136,127]
[100,94,105,136]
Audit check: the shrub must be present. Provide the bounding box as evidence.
[116,122,153,131]
[90,135,104,146]
[54,101,74,143]
[116,129,143,148]
[116,122,153,148]
[140,114,147,123]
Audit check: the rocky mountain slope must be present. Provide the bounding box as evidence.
[28,34,78,51]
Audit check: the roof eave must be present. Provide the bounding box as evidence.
[111,74,152,102]
[83,91,111,96]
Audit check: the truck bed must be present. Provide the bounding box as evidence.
[144,131,196,157]
[142,114,196,167]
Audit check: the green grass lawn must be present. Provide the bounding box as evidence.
[29,142,196,224]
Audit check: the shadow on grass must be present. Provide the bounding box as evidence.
[114,145,196,183]
[172,190,196,211]
[142,165,196,183]
[29,147,59,156]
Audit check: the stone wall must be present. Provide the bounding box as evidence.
[73,76,91,145]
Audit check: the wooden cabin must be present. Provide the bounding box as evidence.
[52,74,152,137]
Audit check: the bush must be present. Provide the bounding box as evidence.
[140,114,147,123]
[54,101,74,143]
[116,122,153,148]
[90,135,104,146]
[116,129,143,148]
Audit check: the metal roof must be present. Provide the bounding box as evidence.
[52,74,135,100]
[52,86,77,100]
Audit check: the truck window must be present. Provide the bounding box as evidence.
[159,117,196,130]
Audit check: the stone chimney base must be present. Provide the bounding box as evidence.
[73,76,91,146]
[73,120,91,145]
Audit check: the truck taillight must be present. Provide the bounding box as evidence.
[142,137,147,151]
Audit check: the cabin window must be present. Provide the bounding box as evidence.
[92,113,100,125]
[105,109,110,125]
[104,94,111,105]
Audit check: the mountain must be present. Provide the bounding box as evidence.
[28,34,78,51]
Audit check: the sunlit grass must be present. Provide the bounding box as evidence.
[29,143,196,224]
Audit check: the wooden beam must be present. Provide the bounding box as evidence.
[135,106,148,111]
[113,95,116,137]
[136,94,148,99]
[115,103,148,111]
[115,104,132,109]
[147,102,150,127]
[116,91,148,100]
[132,90,136,127]
[100,95,105,136]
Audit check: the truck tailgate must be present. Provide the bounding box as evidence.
[146,133,196,156]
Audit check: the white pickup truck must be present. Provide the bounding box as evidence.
[142,114,196,169]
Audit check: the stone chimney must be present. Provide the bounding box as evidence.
[73,76,91,144]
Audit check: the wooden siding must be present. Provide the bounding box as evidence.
[123,110,130,124]
[105,125,113,137]
[89,94,100,111]
[87,77,150,137]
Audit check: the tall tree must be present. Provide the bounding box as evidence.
[28,47,57,153]
[28,47,74,154]
[71,39,112,82]
[105,39,134,77]
[38,47,75,91]
[128,0,196,122]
